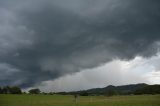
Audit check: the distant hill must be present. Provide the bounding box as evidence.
[82,83,148,95]
[88,83,148,95]
[56,83,160,96]
[68,83,157,96]
[134,85,160,95]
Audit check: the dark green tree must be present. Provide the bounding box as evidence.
[10,86,22,94]
[29,88,41,94]
[79,91,89,96]
[0,87,2,94]
[2,86,10,94]
[105,89,117,97]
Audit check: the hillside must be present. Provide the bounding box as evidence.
[134,85,160,95]
[68,83,149,95]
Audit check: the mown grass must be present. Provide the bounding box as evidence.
[0,94,160,106]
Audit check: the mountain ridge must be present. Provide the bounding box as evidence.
[67,83,160,96]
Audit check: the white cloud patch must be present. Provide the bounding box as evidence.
[144,71,160,84]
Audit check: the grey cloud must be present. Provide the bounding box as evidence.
[0,0,160,88]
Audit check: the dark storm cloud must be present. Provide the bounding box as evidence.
[0,0,160,87]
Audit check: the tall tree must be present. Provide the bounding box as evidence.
[29,89,41,94]
[0,87,2,94]
[10,86,22,94]
[2,86,10,94]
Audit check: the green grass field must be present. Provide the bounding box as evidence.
[0,94,160,106]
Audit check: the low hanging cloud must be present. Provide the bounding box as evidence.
[0,0,160,88]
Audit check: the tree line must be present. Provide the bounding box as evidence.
[0,86,41,94]
[0,86,22,94]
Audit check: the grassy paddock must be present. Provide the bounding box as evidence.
[0,94,160,106]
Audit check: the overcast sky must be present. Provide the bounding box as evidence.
[0,0,160,92]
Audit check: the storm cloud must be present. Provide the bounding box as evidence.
[0,0,160,88]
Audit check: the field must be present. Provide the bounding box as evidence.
[0,94,160,106]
